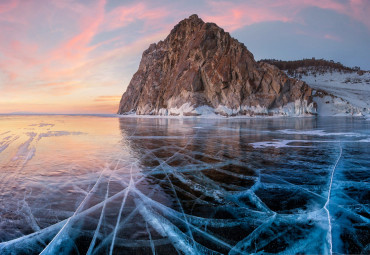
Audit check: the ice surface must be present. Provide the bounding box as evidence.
[0,115,369,254]
[278,129,362,137]
[249,139,312,148]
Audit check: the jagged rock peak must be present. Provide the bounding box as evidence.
[176,14,204,26]
[118,14,316,116]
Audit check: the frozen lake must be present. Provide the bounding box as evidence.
[0,115,369,254]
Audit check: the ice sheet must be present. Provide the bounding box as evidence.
[0,115,368,254]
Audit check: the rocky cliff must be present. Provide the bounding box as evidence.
[118,14,316,116]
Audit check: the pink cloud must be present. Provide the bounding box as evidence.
[9,40,39,65]
[203,1,292,31]
[324,34,341,41]
[298,0,346,12]
[0,0,18,14]
[201,0,370,31]
[348,0,370,28]
[50,0,106,62]
[101,2,170,32]
[282,0,370,29]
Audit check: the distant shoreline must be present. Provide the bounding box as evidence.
[1,113,368,120]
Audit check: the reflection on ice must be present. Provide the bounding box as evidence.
[0,116,369,254]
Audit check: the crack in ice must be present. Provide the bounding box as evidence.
[323,143,342,255]
[40,166,108,254]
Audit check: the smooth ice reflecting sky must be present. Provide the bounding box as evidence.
[0,115,369,254]
[0,0,369,114]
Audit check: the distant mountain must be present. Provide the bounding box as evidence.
[118,14,315,116]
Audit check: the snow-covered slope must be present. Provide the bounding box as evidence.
[290,69,370,116]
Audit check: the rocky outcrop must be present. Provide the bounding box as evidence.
[118,14,316,116]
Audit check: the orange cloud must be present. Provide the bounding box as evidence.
[0,101,117,114]
[40,81,82,95]
[94,96,122,102]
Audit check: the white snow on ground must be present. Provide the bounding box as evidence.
[296,70,370,116]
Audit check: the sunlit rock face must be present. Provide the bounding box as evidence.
[118,14,316,116]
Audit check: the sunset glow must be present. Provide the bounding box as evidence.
[0,0,369,114]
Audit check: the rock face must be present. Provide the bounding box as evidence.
[118,14,316,116]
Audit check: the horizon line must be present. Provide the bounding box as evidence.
[0,113,119,116]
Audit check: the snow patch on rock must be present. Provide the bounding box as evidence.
[153,100,315,117]
[295,70,370,117]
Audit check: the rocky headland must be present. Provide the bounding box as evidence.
[118,14,316,116]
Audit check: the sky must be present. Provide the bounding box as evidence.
[0,0,369,114]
